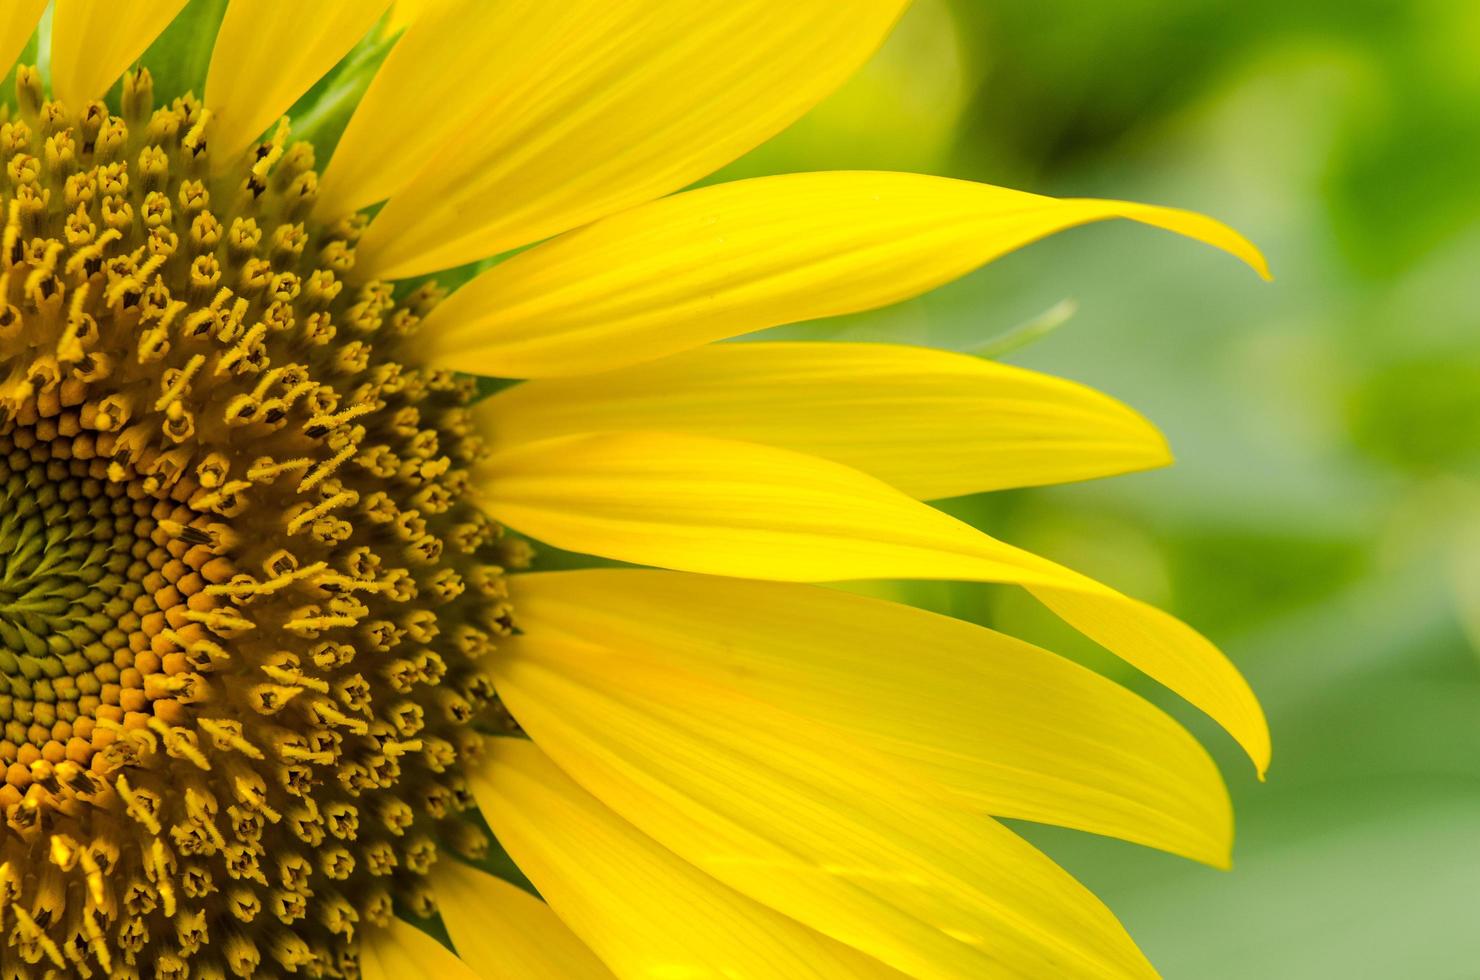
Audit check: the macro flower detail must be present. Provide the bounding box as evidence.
[0,52,515,980]
[0,2,1269,979]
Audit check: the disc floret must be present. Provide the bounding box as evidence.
[0,66,519,978]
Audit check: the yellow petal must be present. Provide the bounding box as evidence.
[480,431,1269,773]
[50,0,188,106]
[349,2,909,279]
[510,569,1233,866]
[480,736,1073,980]
[204,0,390,170]
[360,916,479,980]
[382,0,431,39]
[0,2,45,78]
[476,739,908,979]
[485,655,1157,979]
[424,171,1269,378]
[434,861,615,980]
[317,0,511,218]
[482,342,1170,500]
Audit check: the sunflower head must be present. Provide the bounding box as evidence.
[0,59,522,977]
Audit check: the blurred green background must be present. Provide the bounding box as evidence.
[720,2,1480,976]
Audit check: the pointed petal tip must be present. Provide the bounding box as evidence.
[1245,699,1272,778]
[1139,424,1175,471]
[1184,817,1233,871]
[1236,237,1273,282]
[1243,722,1272,781]
[1128,200,1271,281]
[1208,673,1271,781]
[1205,217,1272,281]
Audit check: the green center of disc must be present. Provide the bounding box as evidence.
[0,453,130,660]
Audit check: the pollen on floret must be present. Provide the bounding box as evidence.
[0,64,523,978]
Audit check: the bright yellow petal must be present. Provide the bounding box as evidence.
[423,171,1268,378]
[510,569,1233,866]
[0,2,45,78]
[484,653,1158,979]
[382,0,431,38]
[481,342,1171,499]
[50,0,188,106]
[434,861,615,980]
[479,431,1269,773]
[317,0,510,218]
[480,736,1064,980]
[360,917,479,980]
[204,0,391,170]
[349,2,909,279]
[476,739,909,979]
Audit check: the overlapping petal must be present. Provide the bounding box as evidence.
[434,861,615,979]
[510,569,1233,865]
[482,342,1171,499]
[50,0,189,105]
[0,2,45,78]
[349,2,909,279]
[479,431,1270,772]
[204,0,391,169]
[482,660,1157,978]
[474,738,910,979]
[359,917,478,980]
[425,171,1268,378]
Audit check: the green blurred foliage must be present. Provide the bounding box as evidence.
[727,0,1480,975]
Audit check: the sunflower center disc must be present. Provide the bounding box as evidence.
[0,65,522,979]
[0,435,185,790]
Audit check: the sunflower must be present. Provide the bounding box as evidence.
[0,1,1270,977]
